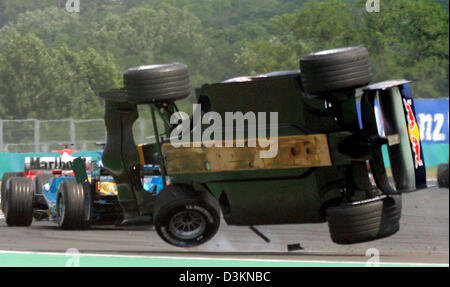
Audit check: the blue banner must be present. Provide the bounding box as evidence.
[414,99,449,144]
[358,98,449,144]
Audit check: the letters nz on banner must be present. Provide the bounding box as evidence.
[359,99,449,144]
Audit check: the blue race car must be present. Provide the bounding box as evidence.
[40,171,163,228]
[5,148,164,229]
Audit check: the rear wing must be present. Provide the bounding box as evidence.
[362,80,427,192]
[24,156,92,171]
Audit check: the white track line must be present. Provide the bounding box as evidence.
[0,250,447,267]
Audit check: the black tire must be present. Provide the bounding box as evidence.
[154,184,220,247]
[124,63,190,103]
[34,174,52,194]
[4,177,34,227]
[437,163,449,188]
[57,179,90,230]
[1,172,23,212]
[300,46,372,94]
[327,194,401,244]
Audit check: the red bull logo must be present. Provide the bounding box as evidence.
[403,98,423,169]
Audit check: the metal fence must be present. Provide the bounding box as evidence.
[0,118,157,153]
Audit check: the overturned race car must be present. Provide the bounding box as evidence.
[93,46,427,247]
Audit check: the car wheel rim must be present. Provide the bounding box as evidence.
[169,210,206,240]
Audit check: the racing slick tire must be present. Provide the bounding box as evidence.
[34,174,52,194]
[300,46,372,94]
[4,177,34,227]
[327,194,401,244]
[124,63,190,103]
[57,179,90,230]
[154,184,220,248]
[437,163,449,188]
[1,172,23,212]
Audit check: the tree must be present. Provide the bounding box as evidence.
[238,0,449,98]
[0,33,120,119]
[0,0,56,26]
[0,0,448,123]
[90,5,211,89]
[357,0,449,97]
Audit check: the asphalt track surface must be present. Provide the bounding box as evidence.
[0,185,448,265]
